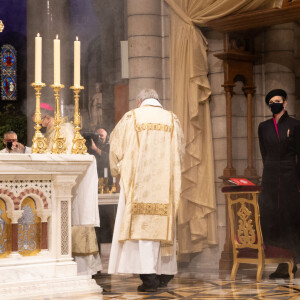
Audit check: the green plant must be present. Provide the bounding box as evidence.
[0,104,27,149]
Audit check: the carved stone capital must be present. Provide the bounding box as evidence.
[6,210,23,223]
[36,209,51,222]
[52,175,77,199]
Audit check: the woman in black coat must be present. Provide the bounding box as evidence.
[258,89,300,278]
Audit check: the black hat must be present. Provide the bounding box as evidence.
[265,89,287,105]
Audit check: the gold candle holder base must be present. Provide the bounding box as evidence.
[109,183,117,194]
[31,82,48,154]
[98,177,109,194]
[70,86,87,154]
[50,84,66,154]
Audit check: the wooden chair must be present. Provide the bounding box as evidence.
[222,186,294,282]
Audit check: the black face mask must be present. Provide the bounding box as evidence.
[6,142,12,150]
[40,126,47,134]
[269,103,284,115]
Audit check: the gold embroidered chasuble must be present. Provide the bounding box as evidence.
[110,105,184,245]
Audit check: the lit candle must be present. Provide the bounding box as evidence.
[54,35,60,85]
[35,33,42,83]
[74,36,80,87]
[104,168,108,178]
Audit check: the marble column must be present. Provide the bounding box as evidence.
[127,0,170,109]
[27,0,73,145]
[6,210,23,258]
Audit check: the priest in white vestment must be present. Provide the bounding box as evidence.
[40,103,102,275]
[108,89,184,292]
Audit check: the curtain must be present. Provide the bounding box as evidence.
[164,0,278,258]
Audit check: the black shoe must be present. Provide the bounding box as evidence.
[137,284,157,292]
[158,281,168,288]
[269,263,297,279]
[157,274,174,288]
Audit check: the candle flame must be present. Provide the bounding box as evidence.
[76,36,78,41]
[37,33,40,37]
[56,34,58,39]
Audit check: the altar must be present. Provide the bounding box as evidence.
[0,153,102,298]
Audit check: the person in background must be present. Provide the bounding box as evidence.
[86,127,113,252]
[38,103,74,153]
[1,131,31,153]
[258,89,300,279]
[88,127,111,180]
[108,88,185,292]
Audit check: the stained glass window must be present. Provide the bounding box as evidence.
[1,45,17,101]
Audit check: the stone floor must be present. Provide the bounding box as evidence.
[27,268,300,299]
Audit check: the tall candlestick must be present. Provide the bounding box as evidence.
[74,36,80,87]
[35,33,42,83]
[54,35,60,85]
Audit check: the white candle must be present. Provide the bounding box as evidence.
[35,33,42,83]
[113,177,116,184]
[74,36,80,87]
[54,35,60,85]
[104,168,108,178]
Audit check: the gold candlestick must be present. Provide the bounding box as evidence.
[50,84,66,154]
[31,82,48,153]
[70,86,87,154]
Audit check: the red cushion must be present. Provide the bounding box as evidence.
[237,245,293,259]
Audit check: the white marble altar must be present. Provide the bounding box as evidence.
[0,153,102,299]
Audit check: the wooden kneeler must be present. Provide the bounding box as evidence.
[222,186,294,282]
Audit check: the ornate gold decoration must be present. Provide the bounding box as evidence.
[0,21,4,33]
[31,83,48,153]
[135,123,173,132]
[237,203,256,245]
[18,197,41,256]
[0,199,11,258]
[98,177,109,194]
[70,86,87,154]
[132,203,168,216]
[109,183,117,194]
[50,84,66,154]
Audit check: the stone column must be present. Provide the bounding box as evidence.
[264,24,295,116]
[52,175,76,258]
[127,0,167,109]
[7,210,23,258]
[27,0,72,145]
[36,211,51,253]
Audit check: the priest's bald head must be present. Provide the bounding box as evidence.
[136,88,160,107]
